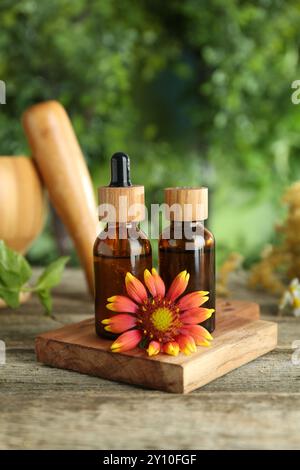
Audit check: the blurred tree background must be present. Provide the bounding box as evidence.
[0,0,300,267]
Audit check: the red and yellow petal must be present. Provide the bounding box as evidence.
[144,268,166,299]
[106,295,138,314]
[180,324,213,346]
[102,314,137,333]
[166,270,190,302]
[151,268,166,298]
[176,334,197,355]
[125,272,148,303]
[111,329,142,353]
[162,341,180,356]
[147,340,161,357]
[144,269,157,297]
[180,307,214,325]
[176,291,209,311]
[194,338,211,347]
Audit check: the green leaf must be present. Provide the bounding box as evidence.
[37,290,52,315]
[0,240,31,308]
[0,286,20,308]
[34,256,69,314]
[0,242,68,314]
[0,240,32,288]
[34,256,70,292]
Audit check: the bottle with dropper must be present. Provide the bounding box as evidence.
[93,152,152,338]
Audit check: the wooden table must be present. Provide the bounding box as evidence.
[0,269,299,450]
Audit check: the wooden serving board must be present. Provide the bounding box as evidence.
[35,299,277,394]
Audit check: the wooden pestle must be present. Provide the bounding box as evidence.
[23,101,98,295]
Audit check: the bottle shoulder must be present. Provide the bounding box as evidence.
[204,226,215,243]
[94,227,151,257]
[159,224,214,250]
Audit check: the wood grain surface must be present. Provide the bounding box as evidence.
[0,269,299,449]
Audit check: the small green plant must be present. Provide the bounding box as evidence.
[0,240,69,314]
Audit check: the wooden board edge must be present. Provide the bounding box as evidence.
[35,336,185,394]
[182,320,278,394]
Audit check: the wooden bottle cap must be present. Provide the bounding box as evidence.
[164,187,208,221]
[98,185,145,222]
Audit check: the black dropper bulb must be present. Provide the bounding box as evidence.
[109,152,132,187]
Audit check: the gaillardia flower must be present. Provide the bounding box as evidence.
[102,269,214,357]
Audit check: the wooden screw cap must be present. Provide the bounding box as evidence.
[98,185,145,222]
[164,187,208,221]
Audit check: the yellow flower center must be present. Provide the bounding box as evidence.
[150,307,173,332]
[137,297,181,342]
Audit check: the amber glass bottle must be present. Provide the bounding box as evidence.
[94,222,151,338]
[94,153,152,338]
[159,187,215,332]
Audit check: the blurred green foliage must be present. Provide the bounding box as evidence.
[1,0,300,266]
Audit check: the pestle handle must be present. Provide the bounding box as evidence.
[23,101,98,295]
